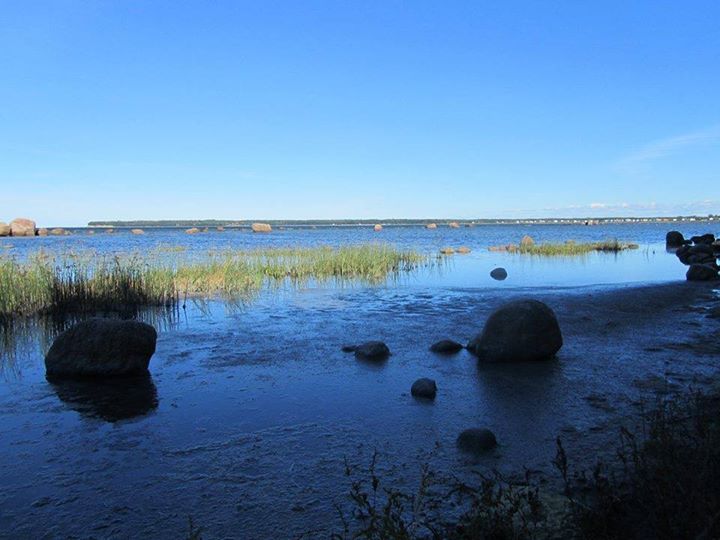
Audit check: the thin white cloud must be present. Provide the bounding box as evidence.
[619,125,720,172]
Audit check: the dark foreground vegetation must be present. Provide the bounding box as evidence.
[302,389,714,540]
[318,389,720,540]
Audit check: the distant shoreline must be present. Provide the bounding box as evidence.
[87,216,720,228]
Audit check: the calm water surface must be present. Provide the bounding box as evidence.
[0,223,717,538]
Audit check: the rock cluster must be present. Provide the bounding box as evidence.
[670,231,719,281]
[0,218,37,237]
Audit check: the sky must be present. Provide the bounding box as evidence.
[1,1,719,226]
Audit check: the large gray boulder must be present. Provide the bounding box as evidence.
[467,299,563,362]
[10,218,36,237]
[666,231,685,248]
[686,264,719,281]
[45,319,157,379]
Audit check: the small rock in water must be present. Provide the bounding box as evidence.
[457,428,497,454]
[429,340,463,354]
[490,267,508,281]
[440,247,455,255]
[455,246,471,254]
[354,341,390,361]
[341,344,357,353]
[373,224,383,231]
[411,378,437,400]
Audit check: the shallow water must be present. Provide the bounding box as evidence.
[0,223,718,538]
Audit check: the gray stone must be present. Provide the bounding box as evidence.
[411,378,437,400]
[686,264,719,282]
[45,319,157,379]
[666,231,685,248]
[457,428,497,454]
[490,267,508,280]
[354,341,390,361]
[429,339,464,354]
[467,299,563,362]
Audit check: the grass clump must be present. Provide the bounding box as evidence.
[490,239,640,256]
[0,244,425,318]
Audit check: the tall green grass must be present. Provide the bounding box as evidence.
[509,239,639,256]
[0,245,426,318]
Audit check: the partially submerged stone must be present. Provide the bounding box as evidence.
[429,339,463,354]
[490,267,508,281]
[687,264,719,282]
[252,223,272,233]
[467,299,563,362]
[10,218,36,237]
[457,428,497,454]
[411,378,437,400]
[45,319,157,379]
[354,341,390,361]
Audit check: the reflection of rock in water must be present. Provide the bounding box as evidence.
[50,375,158,422]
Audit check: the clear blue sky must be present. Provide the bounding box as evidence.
[1,1,719,226]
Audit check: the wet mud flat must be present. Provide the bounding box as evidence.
[0,281,718,538]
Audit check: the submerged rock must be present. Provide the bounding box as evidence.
[666,231,685,248]
[411,378,437,400]
[429,339,464,354]
[45,319,157,379]
[10,218,36,237]
[341,344,357,353]
[252,222,272,233]
[686,264,719,281]
[457,428,497,454]
[467,299,563,362]
[490,267,508,281]
[354,341,390,361]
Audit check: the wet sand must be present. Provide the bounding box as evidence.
[0,280,718,538]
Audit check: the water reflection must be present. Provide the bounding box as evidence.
[49,375,158,422]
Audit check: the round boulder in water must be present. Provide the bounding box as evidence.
[490,267,508,281]
[457,428,497,454]
[429,339,463,354]
[45,318,157,379]
[411,378,437,400]
[467,299,563,362]
[354,341,390,361]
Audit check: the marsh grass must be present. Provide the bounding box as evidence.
[0,244,426,318]
[493,239,640,256]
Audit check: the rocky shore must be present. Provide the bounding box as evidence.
[667,230,720,281]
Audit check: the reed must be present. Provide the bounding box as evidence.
[514,239,639,256]
[0,245,425,318]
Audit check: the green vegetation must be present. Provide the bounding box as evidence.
[495,239,640,256]
[0,245,426,318]
[330,389,720,539]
